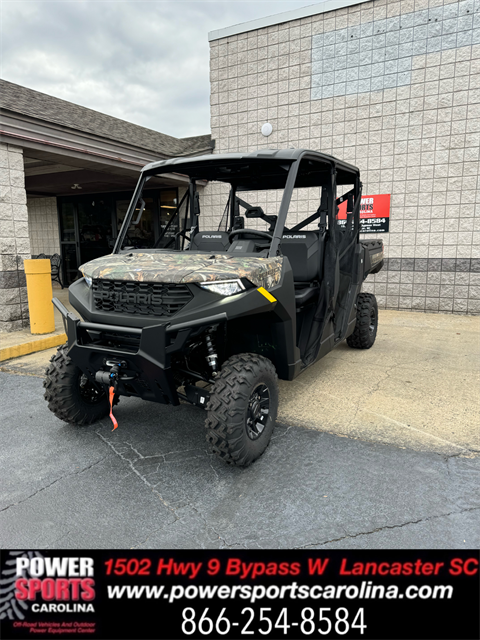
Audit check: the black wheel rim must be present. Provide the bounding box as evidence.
[369,308,376,335]
[79,374,105,404]
[246,383,270,440]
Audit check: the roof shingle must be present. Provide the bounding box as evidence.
[0,79,212,157]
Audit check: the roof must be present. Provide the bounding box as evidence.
[144,148,359,172]
[0,79,213,158]
[143,148,359,189]
[144,148,301,172]
[208,0,370,41]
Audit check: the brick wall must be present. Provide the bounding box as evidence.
[0,143,30,331]
[27,197,61,257]
[207,0,480,314]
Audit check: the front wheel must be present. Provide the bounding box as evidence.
[346,292,378,349]
[205,354,278,466]
[44,344,111,425]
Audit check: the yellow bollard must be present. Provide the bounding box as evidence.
[24,259,55,334]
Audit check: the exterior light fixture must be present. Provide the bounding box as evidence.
[71,184,82,189]
[261,123,273,137]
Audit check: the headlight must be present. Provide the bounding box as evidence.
[199,279,245,296]
[80,270,92,288]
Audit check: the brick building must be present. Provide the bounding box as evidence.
[206,0,479,314]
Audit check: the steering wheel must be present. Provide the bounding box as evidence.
[228,229,273,243]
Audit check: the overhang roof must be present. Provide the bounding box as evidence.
[143,148,359,189]
[0,79,212,158]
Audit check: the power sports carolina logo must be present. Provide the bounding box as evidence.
[0,551,43,620]
[0,551,96,618]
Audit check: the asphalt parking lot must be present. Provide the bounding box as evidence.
[0,310,479,549]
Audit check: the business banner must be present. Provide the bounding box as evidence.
[1,550,478,640]
[337,194,390,233]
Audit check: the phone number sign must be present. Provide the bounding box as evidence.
[338,194,390,233]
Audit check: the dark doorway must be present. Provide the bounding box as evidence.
[58,189,178,284]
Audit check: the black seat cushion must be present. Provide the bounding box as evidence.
[280,231,320,282]
[190,231,231,252]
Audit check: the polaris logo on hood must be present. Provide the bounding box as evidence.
[282,235,307,239]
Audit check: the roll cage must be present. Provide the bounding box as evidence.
[112,149,362,257]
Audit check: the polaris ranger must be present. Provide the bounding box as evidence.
[45,149,384,466]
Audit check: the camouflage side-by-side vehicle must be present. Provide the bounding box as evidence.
[45,149,384,466]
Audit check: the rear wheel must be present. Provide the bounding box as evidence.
[346,293,378,349]
[205,353,278,466]
[44,344,111,425]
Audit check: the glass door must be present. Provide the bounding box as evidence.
[59,201,80,285]
[59,196,115,285]
[77,196,114,264]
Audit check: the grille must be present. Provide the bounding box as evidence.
[92,280,193,317]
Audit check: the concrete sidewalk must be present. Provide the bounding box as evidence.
[0,287,73,362]
[279,310,480,457]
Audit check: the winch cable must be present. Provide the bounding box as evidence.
[95,364,121,431]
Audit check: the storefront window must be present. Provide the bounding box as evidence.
[60,202,76,242]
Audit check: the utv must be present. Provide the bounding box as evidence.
[45,149,384,466]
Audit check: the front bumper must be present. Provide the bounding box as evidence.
[53,298,226,406]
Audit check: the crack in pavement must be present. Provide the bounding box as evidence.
[123,440,207,464]
[220,538,263,550]
[366,363,398,399]
[130,502,227,550]
[295,506,480,549]
[0,457,109,513]
[208,458,220,481]
[96,431,220,542]
[190,505,227,548]
[188,504,261,550]
[50,530,73,548]
[130,497,257,551]
[130,516,183,549]
[271,425,295,441]
[96,431,180,521]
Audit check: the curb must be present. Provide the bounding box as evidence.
[0,333,67,363]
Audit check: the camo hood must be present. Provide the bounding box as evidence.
[80,252,283,291]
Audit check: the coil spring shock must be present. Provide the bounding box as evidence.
[205,328,218,376]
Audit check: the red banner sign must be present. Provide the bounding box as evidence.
[337,194,390,233]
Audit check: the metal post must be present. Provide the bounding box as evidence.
[24,259,55,334]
